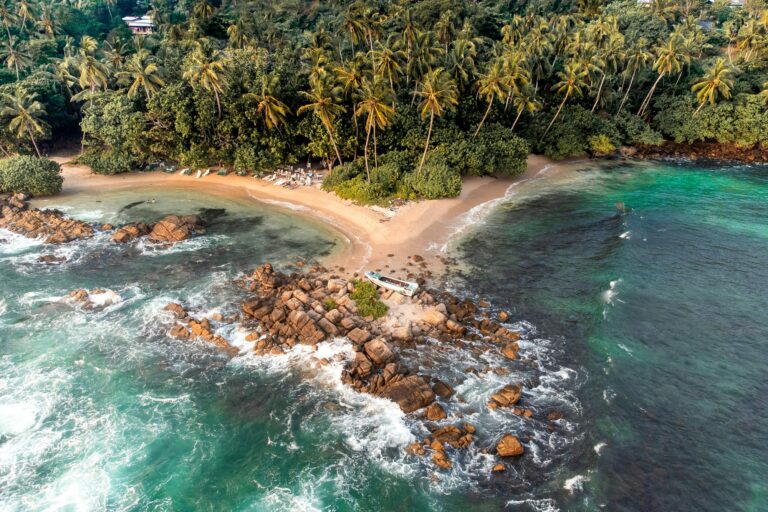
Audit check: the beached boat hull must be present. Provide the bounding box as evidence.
[364,271,418,297]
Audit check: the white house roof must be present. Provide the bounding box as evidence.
[122,15,153,27]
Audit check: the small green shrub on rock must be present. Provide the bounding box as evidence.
[350,280,388,319]
[323,298,338,311]
[0,156,62,196]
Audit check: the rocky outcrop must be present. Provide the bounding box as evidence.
[164,303,238,356]
[236,263,528,421]
[406,423,477,470]
[0,194,208,247]
[66,288,122,310]
[148,215,206,243]
[0,194,94,243]
[111,222,151,243]
[488,383,523,410]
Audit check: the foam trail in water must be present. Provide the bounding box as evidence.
[563,473,590,494]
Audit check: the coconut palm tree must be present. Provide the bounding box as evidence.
[445,39,477,92]
[244,75,291,130]
[691,58,733,114]
[474,59,507,136]
[227,20,249,49]
[0,1,17,40]
[354,80,395,181]
[414,68,458,175]
[117,52,165,100]
[542,61,588,139]
[192,0,215,20]
[334,57,366,146]
[510,89,541,131]
[73,39,109,106]
[1,89,48,157]
[373,36,404,92]
[183,49,227,117]
[637,36,686,116]
[615,40,652,117]
[16,0,35,29]
[36,5,60,39]
[0,38,32,80]
[298,79,346,167]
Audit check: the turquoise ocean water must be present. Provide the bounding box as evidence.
[1,163,767,511]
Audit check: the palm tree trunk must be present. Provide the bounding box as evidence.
[214,89,222,118]
[591,74,606,113]
[373,122,378,169]
[417,110,434,175]
[326,123,343,168]
[363,122,371,182]
[27,128,41,157]
[352,101,359,159]
[474,96,493,137]
[511,108,524,131]
[542,91,569,140]
[615,67,637,117]
[638,72,664,117]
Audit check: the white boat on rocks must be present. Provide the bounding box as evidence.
[364,271,418,297]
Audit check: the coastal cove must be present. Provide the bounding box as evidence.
[1,158,768,511]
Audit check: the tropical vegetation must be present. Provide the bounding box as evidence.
[0,0,766,201]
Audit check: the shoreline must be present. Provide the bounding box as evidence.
[52,154,562,276]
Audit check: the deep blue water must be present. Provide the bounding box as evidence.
[456,161,768,511]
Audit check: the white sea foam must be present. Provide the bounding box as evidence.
[506,498,560,512]
[0,229,43,254]
[619,231,631,239]
[564,473,590,494]
[594,442,607,455]
[602,279,621,305]
[258,198,310,212]
[0,298,6,317]
[0,402,38,435]
[136,234,228,256]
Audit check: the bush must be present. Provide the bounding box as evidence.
[405,160,462,199]
[588,134,616,156]
[80,91,145,174]
[533,105,621,160]
[323,298,338,311]
[616,113,663,146]
[350,281,389,319]
[0,156,62,196]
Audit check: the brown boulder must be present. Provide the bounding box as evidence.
[364,339,395,365]
[432,379,455,399]
[501,342,519,360]
[496,434,524,457]
[422,308,447,326]
[111,222,151,243]
[347,327,371,345]
[424,402,447,421]
[432,451,452,470]
[164,303,187,319]
[379,375,435,413]
[148,215,206,243]
[489,383,523,408]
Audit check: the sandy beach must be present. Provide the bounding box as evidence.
[52,154,560,274]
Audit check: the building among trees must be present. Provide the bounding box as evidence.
[121,15,153,35]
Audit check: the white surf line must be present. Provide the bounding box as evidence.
[246,192,373,272]
[439,165,555,253]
